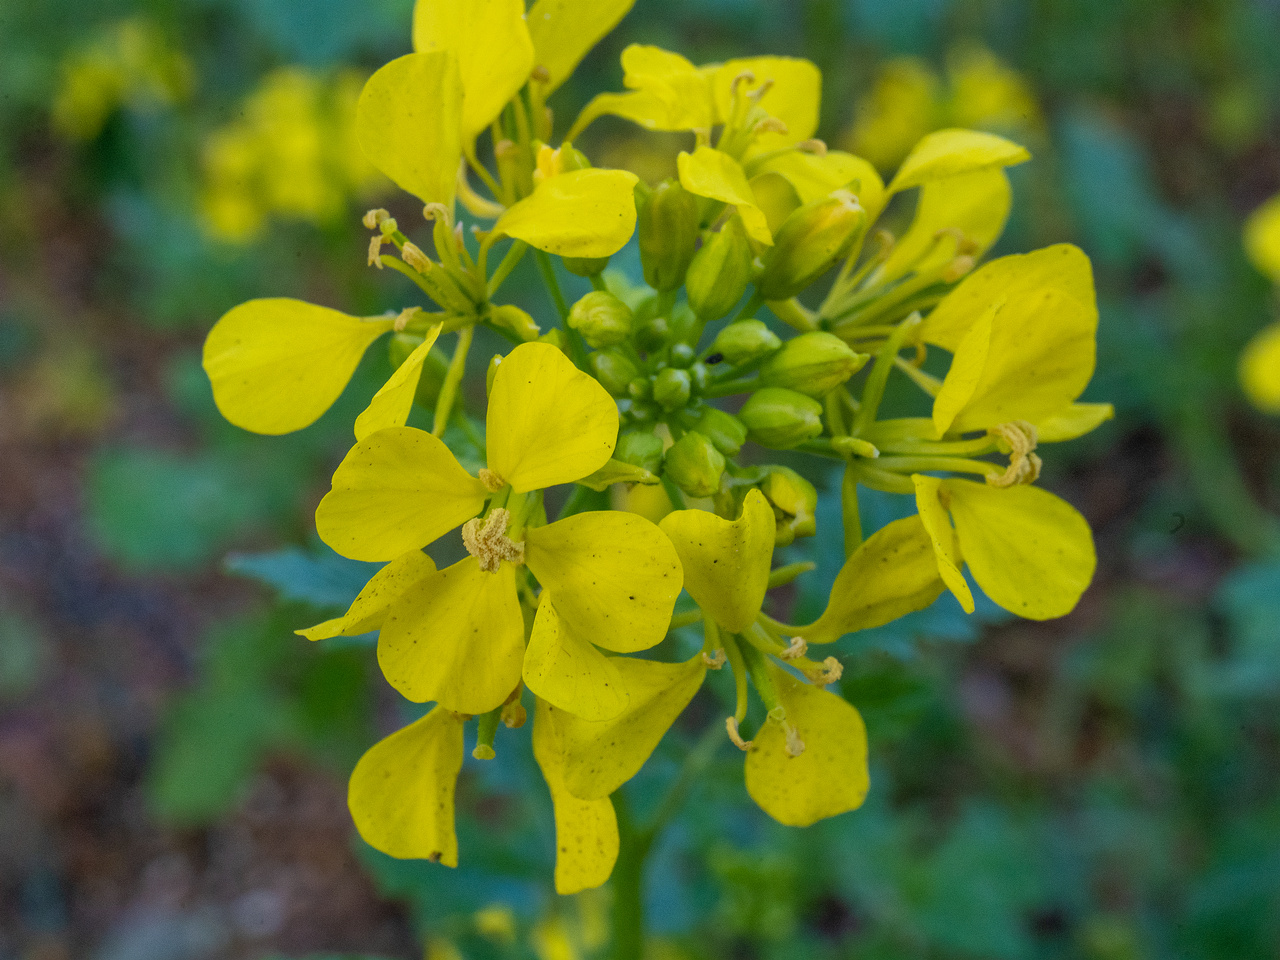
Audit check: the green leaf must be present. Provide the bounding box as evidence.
[225,545,380,609]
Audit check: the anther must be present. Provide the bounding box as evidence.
[779,636,807,660]
[942,254,976,283]
[729,70,757,97]
[796,138,827,155]
[494,139,518,159]
[747,77,775,103]
[461,509,525,572]
[362,208,390,230]
[531,64,551,84]
[393,306,420,332]
[805,656,843,685]
[477,468,505,492]
[422,202,452,224]
[754,116,789,135]
[702,649,727,669]
[501,700,527,729]
[368,234,387,268]
[987,420,1040,488]
[783,722,805,758]
[401,242,432,274]
[726,716,753,751]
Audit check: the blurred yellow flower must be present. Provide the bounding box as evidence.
[846,44,1041,173]
[1241,194,1280,412]
[200,67,386,242]
[52,17,192,140]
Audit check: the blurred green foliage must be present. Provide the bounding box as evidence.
[4,0,1280,957]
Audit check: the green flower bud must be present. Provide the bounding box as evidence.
[757,191,864,301]
[738,387,824,448]
[615,431,665,474]
[686,215,754,321]
[486,353,502,395]
[711,319,782,365]
[653,367,692,411]
[591,349,639,397]
[635,315,671,352]
[667,300,703,347]
[389,332,449,408]
[627,377,652,400]
[629,400,658,422]
[664,431,725,498]
[488,304,540,342]
[638,179,699,292]
[563,255,611,277]
[568,291,633,348]
[759,331,869,398]
[760,466,818,546]
[689,361,709,391]
[537,327,568,352]
[668,342,696,368]
[678,404,747,456]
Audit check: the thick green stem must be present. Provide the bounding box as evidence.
[841,462,862,555]
[852,312,922,436]
[610,793,646,960]
[433,326,474,436]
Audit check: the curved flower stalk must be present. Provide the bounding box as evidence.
[1241,194,1280,413]
[197,0,1111,930]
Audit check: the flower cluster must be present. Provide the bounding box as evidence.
[200,67,386,242]
[202,0,1108,895]
[1242,194,1280,412]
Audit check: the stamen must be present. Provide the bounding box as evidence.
[461,509,525,572]
[702,649,727,669]
[477,468,505,492]
[779,636,808,660]
[804,656,843,685]
[393,306,420,332]
[754,116,789,135]
[747,77,774,103]
[796,138,827,155]
[362,208,390,230]
[942,254,976,283]
[783,721,805,758]
[501,699,527,729]
[726,716,753,751]
[729,70,757,98]
[494,139,518,160]
[987,420,1041,488]
[402,241,432,273]
[368,234,386,268]
[531,64,551,84]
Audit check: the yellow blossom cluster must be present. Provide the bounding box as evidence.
[845,45,1041,172]
[200,67,387,242]
[51,17,192,141]
[200,0,1108,896]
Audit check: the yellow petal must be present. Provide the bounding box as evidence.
[316,427,489,562]
[1244,193,1280,283]
[712,56,822,153]
[348,706,465,865]
[794,515,943,644]
[550,655,706,800]
[354,322,444,441]
[525,511,683,653]
[566,48,716,139]
[920,243,1096,352]
[929,246,1098,436]
[750,149,885,219]
[1240,321,1280,414]
[493,168,640,258]
[745,666,869,827]
[485,342,619,492]
[532,699,619,894]
[749,172,802,235]
[911,474,974,613]
[1035,402,1115,443]
[298,549,437,640]
[378,557,525,713]
[677,147,772,245]
[357,51,462,207]
[523,594,629,722]
[657,489,774,633]
[204,298,394,435]
[528,0,637,95]
[413,0,534,143]
[945,478,1095,621]
[888,128,1030,194]
[876,167,1011,286]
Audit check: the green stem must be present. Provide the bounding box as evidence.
[841,462,862,555]
[433,326,474,436]
[610,792,646,960]
[660,475,688,510]
[852,312,922,436]
[486,240,528,298]
[534,249,570,321]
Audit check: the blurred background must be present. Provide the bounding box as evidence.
[3,0,1280,957]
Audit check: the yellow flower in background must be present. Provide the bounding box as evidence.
[846,43,1041,173]
[1241,194,1280,412]
[314,342,682,718]
[201,67,386,242]
[52,17,192,141]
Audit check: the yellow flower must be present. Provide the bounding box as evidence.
[1241,194,1280,412]
[313,342,682,717]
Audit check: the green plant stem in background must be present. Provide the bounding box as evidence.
[433,326,473,436]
